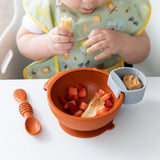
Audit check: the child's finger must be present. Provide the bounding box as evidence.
[86,40,107,53]
[52,35,74,43]
[51,27,73,36]
[83,34,105,47]
[88,29,103,38]
[94,48,111,61]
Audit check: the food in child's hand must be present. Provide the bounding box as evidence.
[122,74,143,90]
[60,16,72,32]
[58,84,113,117]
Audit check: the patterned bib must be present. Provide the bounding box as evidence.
[23,0,151,79]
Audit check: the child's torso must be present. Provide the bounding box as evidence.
[23,0,151,79]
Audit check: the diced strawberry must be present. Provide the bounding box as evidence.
[58,96,67,105]
[73,109,84,117]
[66,95,78,101]
[98,89,106,97]
[64,103,69,110]
[79,101,88,111]
[69,100,76,105]
[64,100,77,110]
[78,87,87,98]
[105,99,113,108]
[68,87,78,96]
[68,103,78,114]
[96,105,108,116]
[106,107,112,112]
[100,93,112,102]
[76,83,84,90]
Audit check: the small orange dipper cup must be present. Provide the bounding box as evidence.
[13,89,41,135]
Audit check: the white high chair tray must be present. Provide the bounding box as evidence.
[0,78,160,160]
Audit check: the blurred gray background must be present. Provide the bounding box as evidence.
[0,0,13,36]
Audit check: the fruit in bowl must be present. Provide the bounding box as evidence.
[58,84,113,117]
[43,68,124,138]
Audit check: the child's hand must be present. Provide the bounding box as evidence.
[83,29,125,60]
[46,27,74,55]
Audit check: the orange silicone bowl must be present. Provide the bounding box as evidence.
[44,68,124,138]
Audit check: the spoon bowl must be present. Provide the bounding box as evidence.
[24,115,41,135]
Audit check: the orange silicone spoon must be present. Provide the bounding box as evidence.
[13,89,41,135]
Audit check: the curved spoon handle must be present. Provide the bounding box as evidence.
[13,89,27,103]
[13,89,33,117]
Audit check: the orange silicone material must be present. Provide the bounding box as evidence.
[13,89,41,135]
[44,68,124,138]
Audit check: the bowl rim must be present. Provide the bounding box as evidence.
[46,68,124,120]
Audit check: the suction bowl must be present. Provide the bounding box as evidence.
[44,68,124,138]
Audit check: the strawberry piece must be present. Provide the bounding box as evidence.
[73,109,84,117]
[64,103,69,110]
[68,103,78,114]
[69,100,76,105]
[64,100,77,110]
[66,95,78,101]
[78,87,87,98]
[68,87,78,96]
[100,93,112,102]
[105,99,113,108]
[98,89,106,97]
[96,105,108,116]
[106,108,112,112]
[58,96,67,105]
[76,83,84,90]
[79,101,88,111]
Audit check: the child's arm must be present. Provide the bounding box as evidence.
[16,19,73,60]
[83,29,150,64]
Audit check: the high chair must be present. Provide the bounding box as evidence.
[0,0,33,79]
[0,0,159,79]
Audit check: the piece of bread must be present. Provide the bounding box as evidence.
[60,17,72,32]
[81,96,104,118]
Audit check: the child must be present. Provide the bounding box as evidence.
[16,0,151,79]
